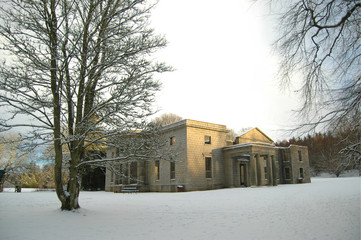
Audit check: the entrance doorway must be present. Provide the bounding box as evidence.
[240,164,246,186]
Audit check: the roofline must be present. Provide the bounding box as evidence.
[161,119,229,133]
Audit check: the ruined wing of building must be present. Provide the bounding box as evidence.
[105,119,311,192]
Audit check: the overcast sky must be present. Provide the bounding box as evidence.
[149,0,301,141]
[0,0,301,142]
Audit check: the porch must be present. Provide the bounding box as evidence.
[223,143,279,188]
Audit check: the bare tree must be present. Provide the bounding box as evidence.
[226,129,237,142]
[0,134,32,192]
[100,123,182,187]
[153,113,182,126]
[0,0,170,210]
[269,0,360,163]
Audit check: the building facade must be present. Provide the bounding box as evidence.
[105,119,311,192]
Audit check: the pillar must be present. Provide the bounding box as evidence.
[267,155,273,186]
[272,156,278,186]
[249,153,257,186]
[256,154,263,186]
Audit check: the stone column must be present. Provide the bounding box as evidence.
[256,154,263,186]
[249,153,257,186]
[272,156,278,186]
[267,155,273,186]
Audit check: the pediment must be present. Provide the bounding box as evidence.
[235,128,274,144]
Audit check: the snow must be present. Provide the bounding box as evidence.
[1,177,360,240]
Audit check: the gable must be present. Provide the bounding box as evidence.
[235,128,273,144]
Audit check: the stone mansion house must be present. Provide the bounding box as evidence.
[105,119,311,192]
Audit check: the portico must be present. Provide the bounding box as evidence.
[223,142,279,188]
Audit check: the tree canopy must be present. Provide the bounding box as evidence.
[153,113,183,126]
[0,0,170,210]
[270,0,360,163]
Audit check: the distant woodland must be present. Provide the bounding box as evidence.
[276,128,360,177]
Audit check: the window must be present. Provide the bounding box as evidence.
[264,167,268,180]
[130,162,138,184]
[155,160,160,181]
[205,136,211,144]
[170,162,175,180]
[283,151,289,161]
[205,157,212,178]
[115,164,123,184]
[124,163,129,183]
[298,151,302,161]
[264,158,268,180]
[300,168,304,178]
[285,167,291,180]
[170,136,175,146]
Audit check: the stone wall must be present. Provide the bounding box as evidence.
[184,120,228,191]
[289,145,311,184]
[148,121,188,192]
[148,119,229,192]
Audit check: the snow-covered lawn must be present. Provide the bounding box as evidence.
[1,177,360,240]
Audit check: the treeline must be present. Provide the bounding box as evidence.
[6,162,56,189]
[277,128,360,177]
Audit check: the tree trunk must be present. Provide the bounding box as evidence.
[67,152,81,210]
[54,154,81,210]
[47,0,79,211]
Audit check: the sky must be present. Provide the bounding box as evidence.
[149,0,302,141]
[0,0,302,142]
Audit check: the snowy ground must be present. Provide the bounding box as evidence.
[1,177,360,240]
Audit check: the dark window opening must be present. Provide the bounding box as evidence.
[205,157,212,178]
[283,151,289,162]
[130,162,137,184]
[115,164,123,184]
[170,162,175,180]
[205,136,211,144]
[264,167,268,180]
[285,167,291,180]
[170,136,175,146]
[155,160,160,181]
